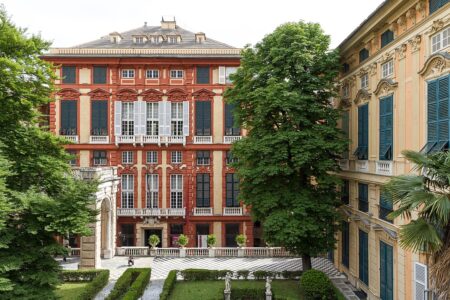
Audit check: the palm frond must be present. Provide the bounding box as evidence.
[398,219,442,253]
[421,194,450,226]
[402,150,430,172]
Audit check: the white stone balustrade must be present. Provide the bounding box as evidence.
[116,135,135,144]
[61,135,79,143]
[89,136,109,144]
[356,160,369,172]
[142,135,160,144]
[376,160,393,176]
[193,207,213,216]
[117,208,186,218]
[194,136,213,144]
[223,207,243,216]
[70,248,81,256]
[223,136,242,144]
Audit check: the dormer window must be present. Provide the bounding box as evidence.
[149,35,162,44]
[167,35,181,44]
[109,32,122,44]
[134,36,146,44]
[122,69,135,78]
[195,33,206,43]
[381,30,394,48]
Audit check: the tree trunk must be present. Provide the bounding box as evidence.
[302,254,312,271]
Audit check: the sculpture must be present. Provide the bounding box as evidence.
[224,272,232,292]
[265,276,272,294]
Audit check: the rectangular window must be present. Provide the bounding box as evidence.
[146,102,159,136]
[146,151,157,164]
[431,27,450,54]
[354,104,369,160]
[226,67,237,84]
[226,173,239,207]
[122,69,135,78]
[170,70,183,78]
[379,193,393,223]
[225,103,240,136]
[195,101,211,136]
[120,224,135,246]
[380,241,394,300]
[62,66,76,84]
[226,150,238,165]
[196,66,210,84]
[196,173,210,207]
[358,183,369,213]
[121,102,134,136]
[93,150,107,166]
[122,151,133,164]
[381,30,394,48]
[146,69,159,78]
[170,174,183,208]
[171,151,182,164]
[121,174,134,208]
[382,60,394,78]
[135,36,145,44]
[168,36,179,44]
[225,223,239,247]
[93,66,107,84]
[60,100,77,135]
[91,100,108,136]
[359,230,369,285]
[196,151,210,165]
[341,180,349,205]
[146,174,158,208]
[171,102,183,136]
[361,73,369,89]
[342,63,350,74]
[430,0,449,15]
[379,96,393,160]
[67,150,77,166]
[342,221,350,268]
[359,48,369,63]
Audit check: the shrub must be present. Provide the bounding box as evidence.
[252,270,276,280]
[236,270,250,280]
[179,269,232,281]
[159,270,177,300]
[207,234,217,247]
[217,269,232,279]
[235,234,246,246]
[106,268,151,300]
[148,234,160,248]
[60,269,110,300]
[300,269,336,300]
[177,234,188,247]
[281,270,302,280]
[231,287,265,300]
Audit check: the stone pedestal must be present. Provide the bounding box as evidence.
[209,248,215,257]
[265,292,272,300]
[180,248,186,258]
[224,291,231,300]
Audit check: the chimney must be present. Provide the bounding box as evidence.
[161,16,176,29]
[195,32,206,43]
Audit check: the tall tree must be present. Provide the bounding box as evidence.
[384,150,450,299]
[225,22,346,270]
[0,8,97,299]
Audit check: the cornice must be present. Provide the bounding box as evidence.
[418,52,450,78]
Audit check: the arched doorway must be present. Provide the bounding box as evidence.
[100,198,112,258]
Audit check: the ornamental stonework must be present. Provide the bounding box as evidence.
[116,89,138,100]
[166,88,188,101]
[57,88,80,99]
[141,89,163,101]
[88,88,111,100]
[407,35,422,53]
[192,88,216,100]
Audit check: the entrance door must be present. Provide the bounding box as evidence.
[144,229,162,247]
[380,241,393,300]
[225,223,239,247]
[196,224,209,248]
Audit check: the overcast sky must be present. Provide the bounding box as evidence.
[1,0,384,49]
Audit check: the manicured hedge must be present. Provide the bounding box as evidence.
[231,287,265,300]
[280,270,302,280]
[159,270,177,300]
[253,270,277,280]
[180,269,231,281]
[60,269,109,300]
[300,269,336,300]
[106,268,151,300]
[235,270,250,280]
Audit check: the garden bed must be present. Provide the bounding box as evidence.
[56,282,89,300]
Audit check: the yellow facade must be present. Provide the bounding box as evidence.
[335,1,449,299]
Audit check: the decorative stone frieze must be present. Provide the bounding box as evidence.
[88,88,111,100]
[406,8,416,26]
[407,34,422,53]
[141,88,163,101]
[415,0,426,18]
[116,88,138,100]
[166,88,188,101]
[418,52,450,79]
[374,79,398,97]
[369,63,378,76]
[395,44,407,60]
[396,16,406,32]
[354,89,372,104]
[192,88,216,100]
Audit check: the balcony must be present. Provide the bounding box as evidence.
[116,135,135,144]
[376,160,393,176]
[194,136,213,144]
[223,207,243,216]
[224,136,242,144]
[356,160,369,172]
[142,135,160,144]
[161,136,185,146]
[117,208,186,218]
[61,135,79,143]
[339,159,349,170]
[193,207,213,216]
[89,136,109,144]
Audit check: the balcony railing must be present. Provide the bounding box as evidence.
[356,160,369,172]
[117,208,186,218]
[89,136,109,144]
[70,248,81,256]
[339,159,349,170]
[194,136,213,144]
[142,135,160,144]
[224,136,242,144]
[161,136,185,146]
[193,207,213,216]
[116,135,135,144]
[376,160,393,176]
[223,207,243,216]
[61,135,79,143]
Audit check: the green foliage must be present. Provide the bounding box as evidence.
[0,8,98,299]
[252,270,277,280]
[106,268,151,300]
[148,234,160,248]
[207,234,217,247]
[61,270,108,282]
[300,270,336,300]
[230,287,265,300]
[177,234,188,247]
[180,269,231,281]
[235,234,246,246]
[58,270,109,300]
[159,270,177,300]
[280,270,302,280]
[235,270,250,280]
[223,21,346,268]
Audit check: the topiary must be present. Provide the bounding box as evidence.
[177,234,188,248]
[207,234,217,247]
[148,234,160,249]
[300,269,337,300]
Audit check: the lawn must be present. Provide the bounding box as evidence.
[168,280,302,300]
[55,282,89,299]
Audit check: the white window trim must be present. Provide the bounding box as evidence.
[146,102,159,136]
[431,27,450,54]
[170,70,184,79]
[122,69,135,78]
[122,151,133,164]
[121,174,134,208]
[146,69,159,79]
[171,102,183,136]
[361,74,369,89]
[146,174,158,208]
[170,174,183,208]
[146,151,158,164]
[171,151,182,164]
[381,60,394,79]
[121,102,134,136]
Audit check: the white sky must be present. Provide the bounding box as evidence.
[1,0,385,49]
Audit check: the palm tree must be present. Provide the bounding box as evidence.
[384,150,450,300]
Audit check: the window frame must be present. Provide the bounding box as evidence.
[171,151,182,164]
[62,66,76,84]
[170,70,184,79]
[226,173,240,207]
[122,151,133,165]
[121,174,134,208]
[196,150,211,165]
[361,73,369,89]
[146,69,159,79]
[171,102,183,136]
[146,173,158,208]
[170,174,183,208]
[431,27,450,54]
[93,66,107,84]
[121,69,135,78]
[381,60,394,79]
[146,151,158,164]
[93,150,107,166]
[146,102,159,136]
[121,102,134,136]
[196,173,210,207]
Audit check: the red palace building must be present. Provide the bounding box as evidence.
[43,18,262,249]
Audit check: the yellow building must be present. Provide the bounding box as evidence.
[335,0,449,299]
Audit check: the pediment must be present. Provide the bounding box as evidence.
[88,88,110,100]
[116,88,138,101]
[57,88,80,99]
[353,89,372,104]
[141,89,163,101]
[373,79,398,97]
[192,88,215,100]
[166,88,188,101]
[418,52,450,79]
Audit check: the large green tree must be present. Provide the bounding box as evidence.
[225,22,346,270]
[0,8,97,299]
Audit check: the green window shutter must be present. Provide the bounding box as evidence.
[61,101,77,135]
[380,241,394,300]
[195,101,211,135]
[91,101,108,135]
[357,104,369,159]
[196,66,210,84]
[379,96,393,160]
[437,76,449,146]
[204,101,211,135]
[93,66,107,84]
[358,183,368,212]
[359,230,369,285]
[342,221,350,268]
[226,173,239,207]
[381,30,394,48]
[62,66,76,84]
[342,111,349,158]
[341,180,349,204]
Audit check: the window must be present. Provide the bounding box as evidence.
[167,36,179,43]
[171,151,182,164]
[225,223,239,247]
[146,174,158,208]
[341,221,350,268]
[343,85,350,98]
[93,150,107,166]
[195,101,211,136]
[135,36,145,44]
[379,193,393,223]
[67,150,77,166]
[146,102,159,136]
[121,102,134,136]
[170,70,183,78]
[226,173,239,207]
[171,102,183,136]
[382,60,394,78]
[93,66,107,84]
[342,111,350,159]
[60,100,77,135]
[146,151,157,164]
[381,30,394,48]
[225,103,240,136]
[196,151,210,165]
[226,151,238,165]
[62,66,76,84]
[431,27,450,53]
[121,174,134,208]
[358,183,369,213]
[170,224,183,247]
[342,63,350,73]
[359,48,369,63]
[146,69,159,79]
[122,151,133,164]
[170,174,183,208]
[122,69,135,78]
[120,224,135,246]
[226,67,237,84]
[422,75,450,153]
[196,66,210,84]
[341,180,349,204]
[361,73,369,89]
[430,0,449,15]
[196,224,210,247]
[91,100,108,136]
[379,96,393,160]
[359,230,369,285]
[354,104,369,160]
[196,174,210,207]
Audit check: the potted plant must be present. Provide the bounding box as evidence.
[236,234,246,248]
[177,234,189,248]
[148,234,160,249]
[207,234,217,248]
